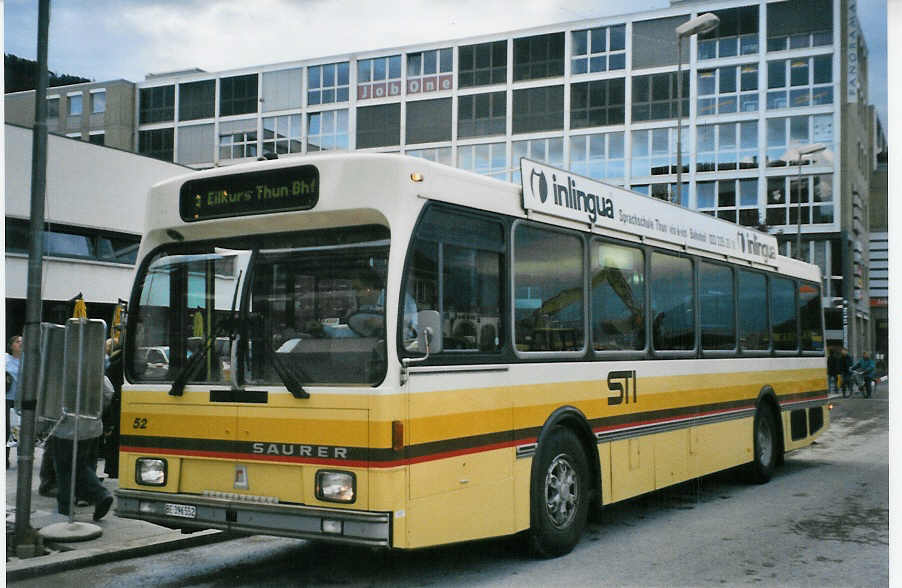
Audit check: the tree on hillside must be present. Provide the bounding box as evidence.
[5,53,91,93]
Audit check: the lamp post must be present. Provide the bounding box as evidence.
[784,142,826,259]
[675,13,719,205]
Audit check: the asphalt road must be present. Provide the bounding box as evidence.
[11,393,889,587]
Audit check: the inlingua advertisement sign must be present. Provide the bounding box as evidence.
[519,158,777,264]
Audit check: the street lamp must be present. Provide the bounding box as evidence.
[675,13,719,206]
[783,142,827,259]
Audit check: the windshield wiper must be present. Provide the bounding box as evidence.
[169,270,242,396]
[268,343,310,399]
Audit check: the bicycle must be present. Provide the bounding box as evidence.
[848,368,872,398]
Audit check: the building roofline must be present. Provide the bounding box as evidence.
[134,0,772,86]
[4,78,136,97]
[4,122,193,169]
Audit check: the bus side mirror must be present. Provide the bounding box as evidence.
[416,310,442,355]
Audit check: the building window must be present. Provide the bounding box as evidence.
[570,132,624,181]
[357,55,402,101]
[261,114,302,156]
[513,32,564,81]
[768,30,833,51]
[261,68,302,113]
[570,78,625,128]
[697,178,758,224]
[47,97,59,118]
[511,137,563,184]
[140,86,175,124]
[571,24,626,74]
[307,62,349,106]
[766,0,833,51]
[765,114,833,167]
[696,121,758,172]
[6,218,140,264]
[406,98,452,145]
[138,128,174,161]
[68,94,83,117]
[766,174,832,227]
[458,142,506,180]
[458,91,506,138]
[459,41,506,88]
[406,146,452,165]
[219,74,258,117]
[179,80,215,121]
[356,103,401,149]
[697,64,758,116]
[630,182,688,206]
[512,85,564,134]
[631,127,687,177]
[218,119,257,160]
[407,48,453,94]
[91,91,105,114]
[697,6,759,60]
[306,110,348,152]
[177,124,214,165]
[767,56,833,110]
[632,16,687,69]
[632,73,688,123]
[88,132,105,146]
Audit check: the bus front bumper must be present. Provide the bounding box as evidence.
[115,489,392,547]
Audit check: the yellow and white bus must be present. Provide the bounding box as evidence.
[116,153,827,556]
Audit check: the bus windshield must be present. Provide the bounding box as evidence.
[128,225,390,387]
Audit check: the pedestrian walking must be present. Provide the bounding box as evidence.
[6,334,22,468]
[827,347,841,396]
[51,375,115,520]
[839,347,853,398]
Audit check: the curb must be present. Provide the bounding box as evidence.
[6,528,233,581]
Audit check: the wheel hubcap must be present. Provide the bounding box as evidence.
[545,454,578,528]
[757,417,773,467]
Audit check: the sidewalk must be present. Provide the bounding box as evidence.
[5,445,227,581]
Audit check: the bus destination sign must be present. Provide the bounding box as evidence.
[179,165,319,222]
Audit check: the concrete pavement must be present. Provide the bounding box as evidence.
[5,445,228,581]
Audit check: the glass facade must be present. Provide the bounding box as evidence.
[132,0,843,236]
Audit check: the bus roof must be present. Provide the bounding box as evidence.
[143,153,821,283]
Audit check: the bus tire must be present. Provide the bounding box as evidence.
[529,426,589,558]
[748,406,778,484]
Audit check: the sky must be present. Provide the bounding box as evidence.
[3,0,889,128]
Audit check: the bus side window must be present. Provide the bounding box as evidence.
[699,261,735,351]
[514,224,585,353]
[591,241,645,351]
[650,252,695,351]
[738,270,769,351]
[403,207,505,354]
[771,276,798,350]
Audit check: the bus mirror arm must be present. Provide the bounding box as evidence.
[401,310,442,384]
[401,327,432,385]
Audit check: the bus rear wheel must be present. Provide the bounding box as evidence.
[529,426,589,558]
[748,407,778,484]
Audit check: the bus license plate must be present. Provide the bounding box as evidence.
[164,503,197,519]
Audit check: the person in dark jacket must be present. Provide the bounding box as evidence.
[827,347,841,396]
[839,347,853,398]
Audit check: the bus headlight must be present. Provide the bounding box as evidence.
[136,458,167,486]
[315,470,356,503]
